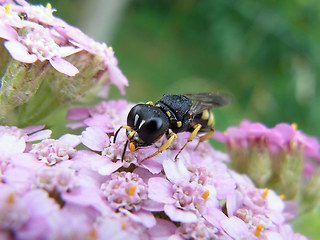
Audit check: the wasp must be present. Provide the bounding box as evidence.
[114,93,231,163]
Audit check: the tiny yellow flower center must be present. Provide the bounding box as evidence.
[254,224,263,237]
[7,192,15,205]
[280,194,285,200]
[46,3,56,13]
[5,4,11,14]
[291,122,298,130]
[201,190,210,200]
[121,221,127,230]
[46,3,52,10]
[262,188,268,199]
[89,229,97,240]
[127,185,137,196]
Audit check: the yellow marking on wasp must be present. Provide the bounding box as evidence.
[146,101,154,105]
[127,185,137,196]
[129,142,136,152]
[177,121,182,128]
[254,224,263,237]
[207,111,215,127]
[155,104,161,107]
[202,190,210,200]
[140,132,177,164]
[5,4,11,14]
[166,111,171,117]
[262,188,269,199]
[201,109,209,120]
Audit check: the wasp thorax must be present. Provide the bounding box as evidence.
[126,104,169,146]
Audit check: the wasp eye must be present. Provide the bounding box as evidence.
[139,118,165,144]
[145,119,162,131]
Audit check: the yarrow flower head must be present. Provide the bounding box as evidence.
[214,120,320,214]
[0,0,128,126]
[100,171,149,212]
[0,98,312,239]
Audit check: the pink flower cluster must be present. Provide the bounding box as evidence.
[214,120,320,177]
[0,100,309,239]
[0,0,127,93]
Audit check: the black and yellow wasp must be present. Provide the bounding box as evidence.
[114,93,231,163]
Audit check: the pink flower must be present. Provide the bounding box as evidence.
[3,153,44,194]
[79,125,163,174]
[53,23,128,94]
[1,2,80,76]
[95,210,150,240]
[226,171,290,238]
[0,125,51,159]
[101,171,149,212]
[148,158,222,223]
[1,1,128,93]
[46,205,97,240]
[66,99,130,131]
[215,120,320,161]
[0,98,311,239]
[30,134,80,165]
[0,185,59,239]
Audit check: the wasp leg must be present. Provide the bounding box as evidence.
[139,132,177,164]
[174,123,202,160]
[194,128,215,150]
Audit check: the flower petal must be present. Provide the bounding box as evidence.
[27,129,51,142]
[0,23,18,40]
[164,204,197,223]
[49,57,79,76]
[148,218,177,239]
[163,158,190,183]
[59,46,82,57]
[59,134,81,148]
[66,107,90,120]
[148,177,175,204]
[22,125,45,134]
[62,187,109,213]
[220,216,250,239]
[81,127,109,151]
[119,208,156,228]
[0,134,26,156]
[4,40,37,63]
[108,63,128,95]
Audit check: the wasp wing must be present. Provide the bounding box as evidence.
[184,93,232,116]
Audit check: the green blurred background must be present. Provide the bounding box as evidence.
[30,0,319,138]
[29,0,320,237]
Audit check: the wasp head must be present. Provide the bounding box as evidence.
[126,104,169,149]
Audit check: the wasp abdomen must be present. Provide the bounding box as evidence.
[192,109,215,132]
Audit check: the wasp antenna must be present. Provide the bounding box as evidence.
[114,126,124,143]
[121,140,129,162]
[114,125,134,143]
